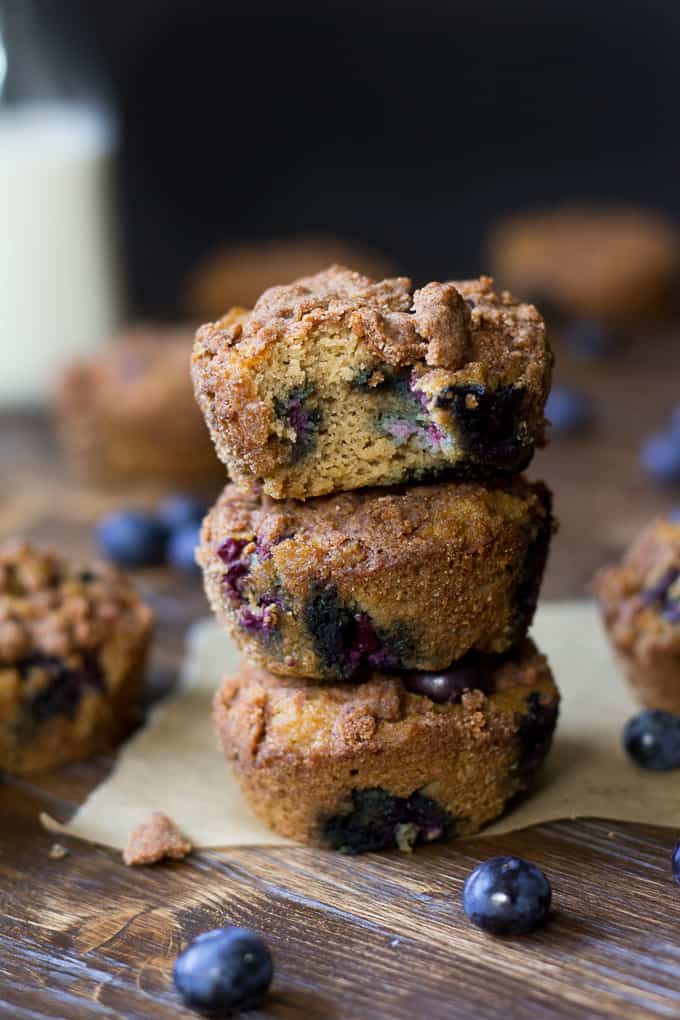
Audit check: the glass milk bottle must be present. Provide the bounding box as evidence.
[0,3,121,406]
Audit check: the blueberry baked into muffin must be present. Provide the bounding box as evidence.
[214,639,559,851]
[192,267,552,499]
[198,478,554,682]
[0,540,153,774]
[595,515,680,713]
[489,205,680,322]
[56,326,222,488]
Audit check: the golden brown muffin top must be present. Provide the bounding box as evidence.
[197,265,548,377]
[594,516,680,645]
[215,639,556,763]
[0,539,153,667]
[56,326,196,417]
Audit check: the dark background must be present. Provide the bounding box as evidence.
[52,0,680,315]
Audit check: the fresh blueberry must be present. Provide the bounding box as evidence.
[158,494,207,531]
[641,434,680,484]
[623,710,680,769]
[545,386,593,437]
[173,927,273,1014]
[462,856,551,936]
[167,523,201,573]
[561,319,615,359]
[96,510,166,568]
[673,840,680,884]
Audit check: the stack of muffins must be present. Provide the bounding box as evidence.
[192,266,560,853]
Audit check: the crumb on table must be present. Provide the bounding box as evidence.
[123,810,193,866]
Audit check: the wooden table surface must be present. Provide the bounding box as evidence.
[2,327,680,1020]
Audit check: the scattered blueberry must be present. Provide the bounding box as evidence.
[641,434,680,485]
[173,927,273,1014]
[561,319,615,359]
[158,494,207,531]
[545,386,593,437]
[673,840,680,884]
[96,510,167,568]
[462,856,552,936]
[623,710,680,770]
[167,523,201,573]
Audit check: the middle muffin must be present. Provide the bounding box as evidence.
[198,477,554,682]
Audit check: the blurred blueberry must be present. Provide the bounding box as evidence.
[96,511,166,568]
[641,434,680,484]
[673,840,680,884]
[462,856,551,935]
[668,508,680,523]
[561,319,615,359]
[546,386,593,437]
[167,523,201,574]
[157,494,207,531]
[623,710,680,770]
[173,927,273,1013]
[670,405,680,439]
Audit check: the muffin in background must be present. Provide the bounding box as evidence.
[594,514,680,714]
[55,325,223,488]
[185,235,397,321]
[488,205,679,322]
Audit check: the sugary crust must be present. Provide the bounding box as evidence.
[198,478,554,680]
[214,640,559,846]
[0,540,153,774]
[594,516,680,712]
[192,267,551,498]
[55,327,222,486]
[489,205,680,320]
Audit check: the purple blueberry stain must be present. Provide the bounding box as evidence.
[217,537,250,603]
[238,593,284,636]
[320,787,455,854]
[19,653,104,723]
[275,385,321,460]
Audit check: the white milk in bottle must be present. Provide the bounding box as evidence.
[0,101,121,405]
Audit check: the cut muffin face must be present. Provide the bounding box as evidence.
[595,515,680,713]
[213,639,559,852]
[0,540,153,774]
[192,267,552,499]
[198,478,554,682]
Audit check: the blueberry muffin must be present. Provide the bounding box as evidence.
[489,205,679,322]
[594,516,680,713]
[0,540,153,774]
[56,326,222,488]
[192,267,552,499]
[214,639,559,852]
[198,478,553,682]
[185,236,397,321]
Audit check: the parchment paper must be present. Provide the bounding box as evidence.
[43,602,680,850]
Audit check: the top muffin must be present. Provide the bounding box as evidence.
[192,266,552,499]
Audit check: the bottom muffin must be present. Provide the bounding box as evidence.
[0,541,153,775]
[214,639,559,852]
[594,514,680,713]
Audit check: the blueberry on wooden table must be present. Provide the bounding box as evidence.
[167,523,201,573]
[173,927,273,1014]
[673,840,680,884]
[545,385,593,437]
[623,710,680,770]
[561,319,615,359]
[96,510,167,568]
[641,434,680,484]
[462,856,552,935]
[157,494,208,531]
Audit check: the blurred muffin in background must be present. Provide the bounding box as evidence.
[55,326,223,489]
[185,235,398,321]
[488,205,679,322]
